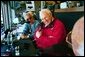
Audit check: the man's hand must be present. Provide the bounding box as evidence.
[36,31,42,38]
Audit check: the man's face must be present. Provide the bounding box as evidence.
[25,15,32,22]
[40,13,52,26]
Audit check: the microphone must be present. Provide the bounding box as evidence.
[38,22,44,31]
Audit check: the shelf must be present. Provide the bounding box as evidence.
[54,6,84,12]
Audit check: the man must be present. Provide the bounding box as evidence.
[34,9,66,56]
[20,11,39,40]
[71,16,84,56]
[16,11,39,56]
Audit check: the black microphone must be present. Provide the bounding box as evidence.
[38,22,44,31]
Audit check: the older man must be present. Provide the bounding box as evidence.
[15,11,40,56]
[34,9,66,56]
[20,11,39,40]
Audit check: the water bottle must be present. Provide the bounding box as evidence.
[7,32,10,45]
